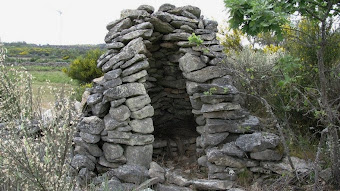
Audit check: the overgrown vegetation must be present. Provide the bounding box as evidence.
[0,43,78,190]
[224,0,340,189]
[4,41,104,64]
[62,49,104,84]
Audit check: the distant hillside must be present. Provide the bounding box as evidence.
[3,42,105,65]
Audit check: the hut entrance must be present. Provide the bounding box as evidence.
[144,34,199,169]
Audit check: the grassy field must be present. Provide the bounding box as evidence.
[16,65,79,110]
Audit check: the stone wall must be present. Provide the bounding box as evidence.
[71,4,285,190]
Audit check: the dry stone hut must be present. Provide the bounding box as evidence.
[71,4,284,190]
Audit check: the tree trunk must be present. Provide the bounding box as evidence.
[317,19,340,188]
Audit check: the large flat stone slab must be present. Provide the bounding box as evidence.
[102,134,154,146]
[125,144,153,168]
[104,83,147,99]
[235,132,280,152]
[191,179,233,190]
[183,66,232,83]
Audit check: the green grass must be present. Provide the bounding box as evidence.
[11,65,78,85]
[13,65,65,71]
[4,64,83,109]
[10,64,79,109]
[30,70,77,85]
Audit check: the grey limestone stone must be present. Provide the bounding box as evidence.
[156,184,193,191]
[102,37,146,72]
[200,132,229,147]
[102,78,122,89]
[165,169,191,187]
[250,149,283,161]
[110,98,126,108]
[149,161,165,182]
[198,155,208,167]
[148,16,175,34]
[125,144,153,168]
[120,54,146,69]
[122,69,148,83]
[103,83,147,100]
[122,60,149,77]
[202,109,249,120]
[80,132,100,143]
[91,101,110,117]
[207,149,246,168]
[200,116,260,134]
[121,9,150,19]
[102,134,154,146]
[77,116,104,135]
[163,32,191,41]
[130,105,154,119]
[74,137,103,157]
[107,130,132,139]
[106,18,131,31]
[111,164,149,184]
[183,66,232,83]
[102,143,124,162]
[158,4,176,12]
[137,5,155,14]
[221,142,245,158]
[235,132,280,152]
[179,53,206,73]
[201,102,241,113]
[120,29,153,42]
[109,105,131,122]
[182,5,201,18]
[125,94,151,111]
[106,42,125,49]
[71,154,95,171]
[104,114,128,130]
[98,156,122,168]
[104,69,122,80]
[87,93,103,105]
[129,117,154,133]
[191,179,233,190]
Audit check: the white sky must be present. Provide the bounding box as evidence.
[0,0,229,45]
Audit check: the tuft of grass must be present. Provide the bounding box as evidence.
[288,134,317,160]
[237,168,253,188]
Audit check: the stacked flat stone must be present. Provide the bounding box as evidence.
[71,4,284,189]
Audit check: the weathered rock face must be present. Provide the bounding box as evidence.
[72,3,284,189]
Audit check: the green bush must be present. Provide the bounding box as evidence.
[73,83,92,102]
[62,49,103,84]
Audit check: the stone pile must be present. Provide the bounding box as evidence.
[71,3,286,190]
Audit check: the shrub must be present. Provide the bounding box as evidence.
[62,49,103,84]
[0,49,78,190]
[0,64,33,123]
[0,90,77,190]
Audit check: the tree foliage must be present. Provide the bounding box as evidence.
[224,0,340,188]
[62,49,103,84]
[224,0,339,37]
